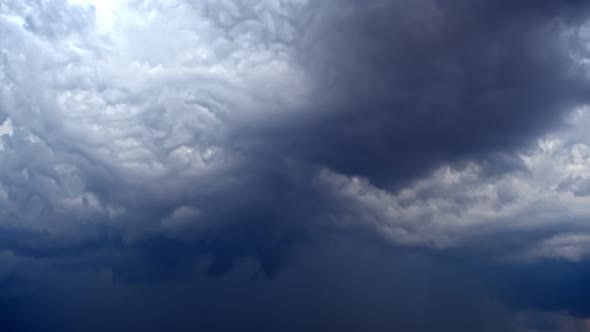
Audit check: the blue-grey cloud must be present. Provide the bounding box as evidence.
[2,0,590,331]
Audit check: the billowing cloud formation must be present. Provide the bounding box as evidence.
[3,0,590,331]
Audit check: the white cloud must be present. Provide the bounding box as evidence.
[0,0,309,237]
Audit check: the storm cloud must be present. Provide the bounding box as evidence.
[2,0,590,331]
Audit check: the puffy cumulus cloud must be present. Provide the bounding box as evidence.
[3,0,590,331]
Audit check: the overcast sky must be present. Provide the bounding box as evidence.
[3,0,590,331]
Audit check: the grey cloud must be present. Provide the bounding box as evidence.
[2,0,590,330]
[2,0,94,39]
[272,0,590,188]
[0,236,537,332]
[0,0,589,276]
[558,175,590,197]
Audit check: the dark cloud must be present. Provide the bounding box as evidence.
[0,237,527,332]
[2,0,590,331]
[201,0,590,274]
[256,0,590,188]
[493,259,590,318]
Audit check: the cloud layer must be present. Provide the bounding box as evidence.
[3,0,590,330]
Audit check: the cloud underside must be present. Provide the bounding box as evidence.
[3,0,590,330]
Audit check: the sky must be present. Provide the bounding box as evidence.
[3,0,590,331]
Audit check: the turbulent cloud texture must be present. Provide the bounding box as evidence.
[2,0,590,331]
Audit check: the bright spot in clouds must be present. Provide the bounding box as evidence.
[68,0,122,34]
